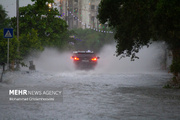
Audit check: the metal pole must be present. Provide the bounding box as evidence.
[66,0,69,25]
[16,0,20,70]
[72,0,74,28]
[7,38,9,70]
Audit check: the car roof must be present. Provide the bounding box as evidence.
[73,50,94,54]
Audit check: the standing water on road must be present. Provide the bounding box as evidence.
[1,43,179,120]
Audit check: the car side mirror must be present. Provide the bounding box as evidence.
[97,56,100,59]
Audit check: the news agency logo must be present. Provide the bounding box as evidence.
[9,89,62,96]
[9,90,28,95]
[8,89,63,102]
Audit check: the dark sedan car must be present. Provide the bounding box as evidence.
[71,50,100,69]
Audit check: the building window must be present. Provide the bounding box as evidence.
[91,5,95,10]
[91,16,95,22]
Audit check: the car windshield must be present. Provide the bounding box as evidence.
[74,53,95,57]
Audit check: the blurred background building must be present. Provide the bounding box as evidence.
[54,0,101,29]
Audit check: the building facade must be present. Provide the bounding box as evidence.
[54,0,101,29]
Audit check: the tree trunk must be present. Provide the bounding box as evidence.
[171,49,180,84]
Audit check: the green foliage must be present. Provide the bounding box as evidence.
[163,84,171,89]
[0,29,18,64]
[170,62,180,74]
[98,0,180,79]
[0,4,18,65]
[10,0,69,50]
[0,29,42,67]
[98,0,156,60]
[170,50,180,74]
[97,0,180,60]
[153,0,180,49]
[20,29,43,58]
[4,0,70,67]
[71,28,114,52]
[163,76,180,89]
[31,0,54,10]
[0,4,10,29]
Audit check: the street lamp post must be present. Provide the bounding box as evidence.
[16,0,20,70]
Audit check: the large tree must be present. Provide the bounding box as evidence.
[98,0,180,84]
[98,0,157,59]
[10,0,69,49]
[3,0,70,69]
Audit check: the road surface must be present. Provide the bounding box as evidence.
[0,70,180,120]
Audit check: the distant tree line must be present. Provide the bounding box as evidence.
[70,28,114,53]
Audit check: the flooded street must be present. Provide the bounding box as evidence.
[1,0,179,119]
[0,70,180,120]
[0,44,180,120]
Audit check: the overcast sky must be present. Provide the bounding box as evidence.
[0,0,33,18]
